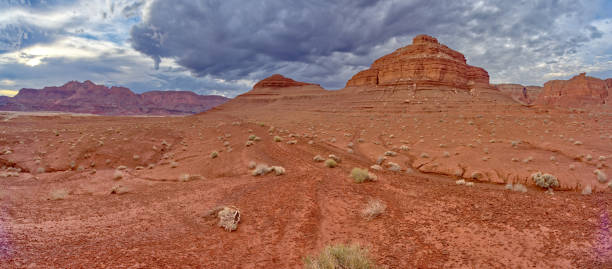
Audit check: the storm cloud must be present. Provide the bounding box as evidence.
[131,0,611,88]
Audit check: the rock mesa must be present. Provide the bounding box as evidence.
[535,73,610,107]
[346,35,490,90]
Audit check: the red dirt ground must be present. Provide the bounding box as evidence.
[0,83,611,268]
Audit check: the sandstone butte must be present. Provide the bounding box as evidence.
[535,72,611,107]
[0,80,229,115]
[346,35,490,90]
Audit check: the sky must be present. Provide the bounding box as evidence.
[0,0,611,98]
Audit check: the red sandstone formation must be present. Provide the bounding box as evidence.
[535,73,610,107]
[252,74,317,89]
[494,84,542,104]
[0,81,229,115]
[346,35,490,90]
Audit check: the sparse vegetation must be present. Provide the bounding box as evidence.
[304,244,376,269]
[361,199,386,220]
[581,185,592,195]
[594,169,608,183]
[113,170,123,180]
[211,151,219,159]
[217,206,241,232]
[351,168,375,183]
[179,173,203,182]
[110,185,129,195]
[325,159,338,168]
[313,155,325,162]
[274,136,282,142]
[328,154,341,163]
[531,172,559,189]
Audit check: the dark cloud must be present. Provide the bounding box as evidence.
[131,0,609,87]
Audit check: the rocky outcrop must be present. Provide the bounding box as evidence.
[494,84,542,104]
[0,81,229,115]
[253,74,317,89]
[346,35,490,90]
[535,73,609,107]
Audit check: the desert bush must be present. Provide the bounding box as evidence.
[287,140,297,145]
[252,164,272,176]
[531,172,559,189]
[420,152,429,158]
[595,169,608,183]
[179,173,203,182]
[270,166,285,175]
[387,162,401,172]
[399,145,409,151]
[113,170,123,180]
[325,159,338,168]
[513,184,527,193]
[581,185,592,195]
[110,185,129,195]
[361,199,386,220]
[384,151,397,157]
[328,154,341,163]
[218,206,241,232]
[274,136,282,142]
[304,244,376,269]
[249,134,257,141]
[211,151,219,159]
[351,168,375,183]
[369,164,382,171]
[245,140,254,147]
[313,155,325,162]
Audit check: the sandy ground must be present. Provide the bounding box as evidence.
[0,85,611,268]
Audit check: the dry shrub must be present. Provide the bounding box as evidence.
[204,206,241,232]
[110,185,129,195]
[351,168,375,183]
[304,243,376,269]
[361,199,386,220]
[531,172,559,189]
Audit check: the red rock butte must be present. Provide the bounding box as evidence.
[252,74,317,88]
[535,72,611,107]
[346,35,489,90]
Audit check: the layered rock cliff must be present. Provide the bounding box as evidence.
[494,84,542,104]
[535,73,610,107]
[0,81,229,115]
[346,35,490,90]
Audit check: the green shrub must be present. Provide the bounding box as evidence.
[211,151,219,159]
[274,136,282,142]
[351,168,373,183]
[325,159,338,168]
[304,244,376,269]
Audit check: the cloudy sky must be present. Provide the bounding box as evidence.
[1,0,611,97]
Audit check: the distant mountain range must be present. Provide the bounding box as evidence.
[0,80,229,115]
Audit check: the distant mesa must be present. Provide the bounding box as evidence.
[346,34,490,90]
[0,80,229,115]
[494,84,542,105]
[253,74,318,89]
[535,73,610,107]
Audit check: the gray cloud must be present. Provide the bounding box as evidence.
[131,0,611,88]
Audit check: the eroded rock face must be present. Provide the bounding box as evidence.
[494,84,542,104]
[535,73,610,106]
[253,74,316,89]
[346,35,490,90]
[0,81,229,115]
